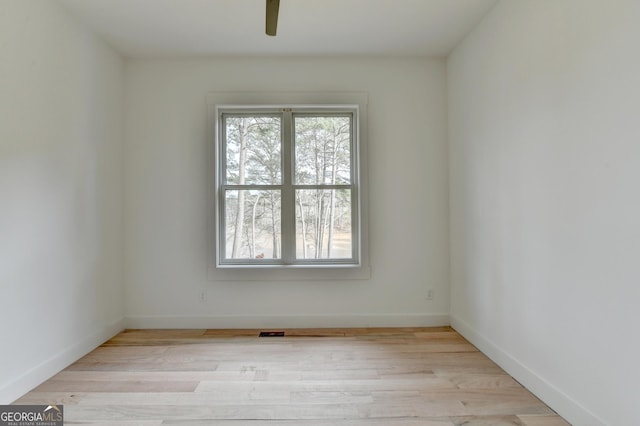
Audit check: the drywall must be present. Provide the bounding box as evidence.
[448,0,640,424]
[124,57,449,327]
[0,0,124,403]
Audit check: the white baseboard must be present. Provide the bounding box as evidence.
[0,318,125,404]
[126,313,450,329]
[450,314,605,426]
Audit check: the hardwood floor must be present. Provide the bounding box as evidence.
[14,327,570,425]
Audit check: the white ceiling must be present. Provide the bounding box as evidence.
[59,0,497,58]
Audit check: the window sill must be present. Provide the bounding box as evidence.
[207,264,371,281]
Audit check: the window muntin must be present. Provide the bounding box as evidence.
[217,107,359,267]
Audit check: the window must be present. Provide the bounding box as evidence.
[215,106,361,267]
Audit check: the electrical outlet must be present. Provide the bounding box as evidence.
[426,289,434,301]
[199,291,207,303]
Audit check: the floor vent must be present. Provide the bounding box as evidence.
[259,331,285,337]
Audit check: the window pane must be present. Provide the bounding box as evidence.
[294,116,351,185]
[295,189,352,259]
[225,190,281,260]
[225,116,281,185]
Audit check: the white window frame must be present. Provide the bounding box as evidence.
[207,92,370,281]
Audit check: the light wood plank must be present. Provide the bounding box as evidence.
[13,328,568,425]
[451,415,525,425]
[517,414,572,426]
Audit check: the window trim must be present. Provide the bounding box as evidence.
[218,107,359,266]
[206,92,370,281]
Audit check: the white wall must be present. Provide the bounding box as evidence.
[448,1,640,424]
[0,0,124,403]
[124,57,449,328]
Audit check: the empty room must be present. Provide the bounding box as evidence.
[1,0,638,424]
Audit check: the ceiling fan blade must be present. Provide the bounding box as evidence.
[266,0,280,36]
